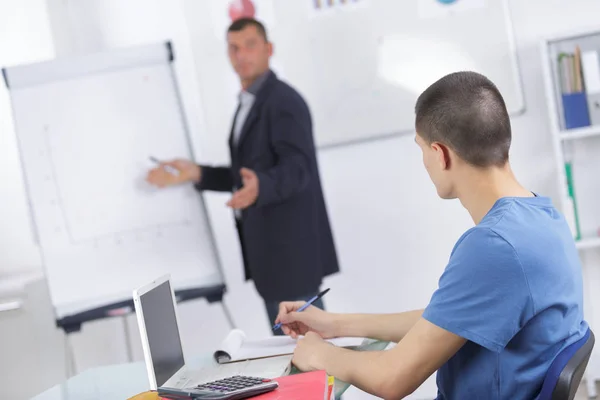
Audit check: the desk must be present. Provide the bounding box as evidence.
[32,340,391,399]
[32,357,211,400]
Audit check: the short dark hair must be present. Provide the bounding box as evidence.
[415,71,511,168]
[227,17,268,42]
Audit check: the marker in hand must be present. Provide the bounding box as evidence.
[149,156,179,176]
[272,288,330,332]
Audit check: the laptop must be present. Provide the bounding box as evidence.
[132,275,286,398]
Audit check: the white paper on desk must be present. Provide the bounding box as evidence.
[213,329,365,363]
[190,354,294,383]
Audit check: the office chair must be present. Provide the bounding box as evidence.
[538,328,595,400]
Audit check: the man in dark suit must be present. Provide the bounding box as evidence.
[146,18,339,332]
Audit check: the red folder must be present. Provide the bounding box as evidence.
[254,370,334,400]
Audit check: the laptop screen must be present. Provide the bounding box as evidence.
[139,280,185,387]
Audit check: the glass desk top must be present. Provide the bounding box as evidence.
[32,356,212,400]
[33,340,390,399]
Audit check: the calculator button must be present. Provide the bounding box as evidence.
[195,376,271,393]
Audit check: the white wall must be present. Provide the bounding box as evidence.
[2,0,600,399]
[0,0,51,275]
[0,3,60,398]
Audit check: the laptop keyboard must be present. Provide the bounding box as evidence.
[196,376,271,393]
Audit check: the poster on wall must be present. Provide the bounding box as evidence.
[307,0,368,19]
[210,0,276,40]
[418,0,488,20]
[209,0,284,79]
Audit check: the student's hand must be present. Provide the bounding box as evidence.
[146,159,201,187]
[226,168,259,209]
[276,301,338,339]
[292,331,330,372]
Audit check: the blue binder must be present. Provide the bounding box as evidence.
[562,92,590,129]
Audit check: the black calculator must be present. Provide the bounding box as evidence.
[157,375,279,399]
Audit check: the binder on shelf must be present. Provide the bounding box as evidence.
[562,92,591,129]
[558,48,591,130]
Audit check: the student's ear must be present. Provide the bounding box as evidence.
[432,142,452,170]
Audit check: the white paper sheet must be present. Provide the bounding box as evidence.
[214,329,365,362]
[582,51,600,94]
[188,354,294,384]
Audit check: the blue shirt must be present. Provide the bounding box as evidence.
[422,195,587,399]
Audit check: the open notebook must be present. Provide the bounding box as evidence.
[213,329,364,364]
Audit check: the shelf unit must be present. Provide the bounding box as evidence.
[576,236,600,250]
[541,27,600,248]
[559,124,600,141]
[541,28,600,398]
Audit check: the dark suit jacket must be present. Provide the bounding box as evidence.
[195,71,339,302]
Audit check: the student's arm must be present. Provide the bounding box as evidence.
[253,96,313,207]
[293,320,465,399]
[334,310,424,343]
[276,304,423,343]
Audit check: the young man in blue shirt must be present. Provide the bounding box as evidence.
[275,71,588,399]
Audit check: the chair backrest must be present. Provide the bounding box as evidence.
[538,328,595,400]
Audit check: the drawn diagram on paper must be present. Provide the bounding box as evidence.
[29,66,201,246]
[42,124,195,246]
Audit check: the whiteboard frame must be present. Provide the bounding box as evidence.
[2,41,227,327]
[3,43,172,89]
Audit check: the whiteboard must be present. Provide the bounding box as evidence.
[3,42,224,320]
[190,0,524,148]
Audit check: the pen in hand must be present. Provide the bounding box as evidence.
[149,156,179,176]
[272,288,330,331]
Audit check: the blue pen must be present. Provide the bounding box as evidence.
[272,288,330,331]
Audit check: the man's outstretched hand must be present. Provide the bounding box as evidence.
[227,168,259,209]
